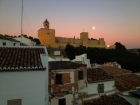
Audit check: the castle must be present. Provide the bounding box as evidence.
[38,19,114,49]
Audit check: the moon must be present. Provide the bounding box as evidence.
[92,27,95,30]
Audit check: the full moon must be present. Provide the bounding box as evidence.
[92,27,95,30]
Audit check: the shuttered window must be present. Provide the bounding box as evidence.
[98,84,104,93]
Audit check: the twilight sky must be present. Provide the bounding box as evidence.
[0,0,140,48]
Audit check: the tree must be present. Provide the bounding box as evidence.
[33,38,41,45]
[115,42,127,51]
[65,44,75,60]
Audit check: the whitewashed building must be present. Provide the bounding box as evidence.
[77,68,115,104]
[0,46,48,105]
[0,35,20,47]
[13,36,36,46]
[72,54,91,68]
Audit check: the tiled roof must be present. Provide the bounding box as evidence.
[83,94,131,105]
[87,68,114,83]
[100,66,131,76]
[115,74,140,91]
[49,61,86,71]
[0,47,46,71]
[0,35,20,42]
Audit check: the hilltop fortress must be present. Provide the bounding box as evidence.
[38,19,115,49]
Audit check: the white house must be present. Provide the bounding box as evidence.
[77,68,115,104]
[13,36,36,46]
[0,46,48,105]
[0,35,20,47]
[49,61,87,105]
[72,54,91,68]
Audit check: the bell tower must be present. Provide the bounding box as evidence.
[43,18,49,29]
[38,18,55,47]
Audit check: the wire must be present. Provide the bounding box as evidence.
[23,11,34,36]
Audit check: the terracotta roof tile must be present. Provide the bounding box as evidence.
[115,74,140,91]
[87,68,114,83]
[0,47,46,71]
[83,94,131,105]
[49,61,86,71]
[100,66,131,76]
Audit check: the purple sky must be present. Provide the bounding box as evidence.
[0,0,140,48]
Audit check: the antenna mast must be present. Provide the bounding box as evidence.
[21,0,23,36]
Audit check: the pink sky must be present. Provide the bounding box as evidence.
[0,0,140,49]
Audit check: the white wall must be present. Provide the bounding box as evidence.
[73,54,91,68]
[78,79,87,93]
[54,51,60,55]
[0,71,46,105]
[14,36,36,46]
[0,39,20,47]
[87,80,115,94]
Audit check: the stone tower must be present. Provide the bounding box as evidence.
[80,32,88,46]
[43,18,49,29]
[38,19,55,47]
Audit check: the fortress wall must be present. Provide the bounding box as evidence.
[73,39,82,44]
[88,40,99,45]
[51,43,67,49]
[99,38,105,45]
[57,37,71,43]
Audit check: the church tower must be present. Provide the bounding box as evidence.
[38,18,55,47]
[43,18,49,29]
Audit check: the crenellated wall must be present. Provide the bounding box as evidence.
[38,19,110,49]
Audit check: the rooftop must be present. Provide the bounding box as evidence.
[83,94,131,105]
[0,47,46,71]
[100,66,131,76]
[0,35,20,42]
[115,74,140,91]
[129,88,140,98]
[49,61,86,71]
[87,68,114,83]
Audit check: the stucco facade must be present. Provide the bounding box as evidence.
[0,36,20,47]
[38,19,107,49]
[13,36,36,46]
[0,46,49,105]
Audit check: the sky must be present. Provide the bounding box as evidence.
[0,0,140,49]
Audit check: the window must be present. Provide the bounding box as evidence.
[59,98,66,105]
[13,43,16,46]
[78,71,83,80]
[7,99,21,105]
[3,42,6,46]
[98,84,104,93]
[56,74,62,84]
